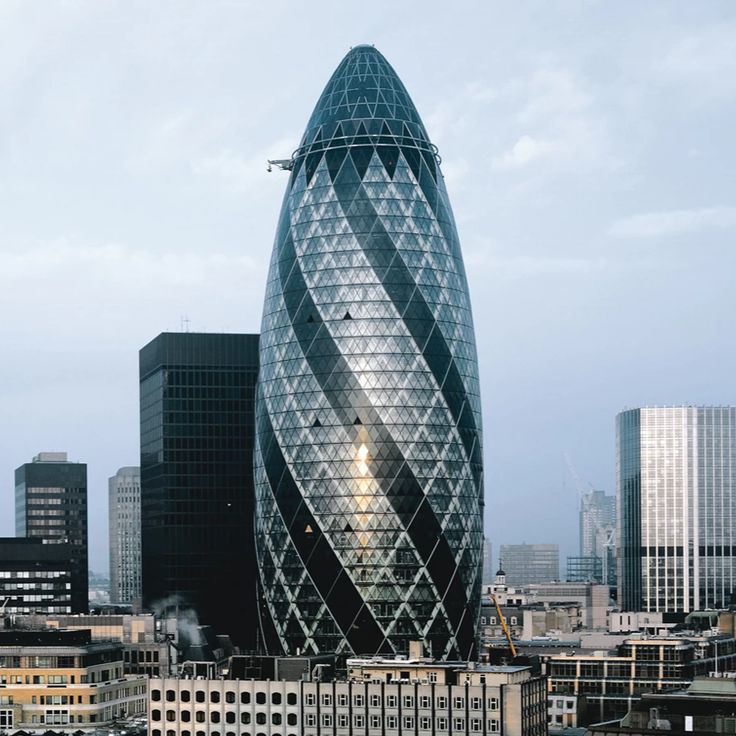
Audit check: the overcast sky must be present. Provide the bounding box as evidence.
[1,1,735,573]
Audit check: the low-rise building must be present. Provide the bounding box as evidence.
[0,538,74,615]
[548,633,736,727]
[586,674,736,736]
[526,582,609,630]
[0,628,147,730]
[149,655,547,736]
[8,612,178,677]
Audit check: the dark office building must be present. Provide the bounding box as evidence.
[14,453,88,613]
[139,332,259,649]
[0,538,74,614]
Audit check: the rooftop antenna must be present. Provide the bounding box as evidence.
[180,315,190,333]
[267,158,294,172]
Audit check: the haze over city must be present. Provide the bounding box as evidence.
[1,0,735,570]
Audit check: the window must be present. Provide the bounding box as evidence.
[272,714,282,725]
[489,719,500,733]
[225,691,235,704]
[453,696,465,710]
[321,714,332,727]
[166,711,176,722]
[370,694,381,707]
[403,716,414,729]
[166,690,176,702]
[287,692,297,705]
[256,692,266,705]
[428,672,438,683]
[211,712,221,724]
[453,717,465,731]
[241,692,251,704]
[151,710,162,722]
[195,691,205,703]
[370,715,381,729]
[471,697,481,710]
[0,711,13,728]
[321,693,332,706]
[241,713,251,725]
[196,712,206,724]
[256,714,266,725]
[226,713,236,724]
[287,713,297,725]
[420,695,430,709]
[151,690,162,702]
[489,697,499,710]
[354,715,365,728]
[338,714,348,727]
[305,693,316,706]
[181,711,191,723]
[272,692,282,705]
[386,695,397,708]
[420,716,431,730]
[471,718,482,731]
[403,695,414,708]
[437,696,447,709]
[305,714,316,727]
[354,694,364,707]
[387,715,397,729]
[436,717,447,730]
[181,691,191,703]
[338,693,348,707]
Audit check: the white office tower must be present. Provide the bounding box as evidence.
[109,466,142,605]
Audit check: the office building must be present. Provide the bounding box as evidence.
[140,332,259,649]
[0,538,73,614]
[567,555,603,583]
[526,580,609,629]
[580,489,616,586]
[15,452,88,613]
[109,466,142,605]
[482,538,494,585]
[149,656,547,736]
[586,675,736,736]
[0,628,147,730]
[10,612,178,677]
[255,45,484,660]
[547,633,736,726]
[499,544,559,587]
[617,406,736,612]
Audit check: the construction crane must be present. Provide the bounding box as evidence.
[491,594,517,659]
[266,158,294,172]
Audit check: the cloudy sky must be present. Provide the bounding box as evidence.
[1,1,734,572]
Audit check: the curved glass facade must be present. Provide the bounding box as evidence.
[254,46,483,659]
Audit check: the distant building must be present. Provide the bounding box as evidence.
[109,466,142,605]
[149,654,547,736]
[526,581,609,629]
[482,537,494,585]
[15,452,88,612]
[617,406,736,612]
[567,555,603,583]
[499,544,559,586]
[0,628,147,730]
[140,332,260,649]
[0,538,73,614]
[579,489,616,586]
[548,633,736,726]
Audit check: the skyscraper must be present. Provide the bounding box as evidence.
[140,332,259,647]
[579,489,616,586]
[617,406,736,612]
[15,452,88,613]
[255,46,484,659]
[109,466,142,605]
[499,544,559,587]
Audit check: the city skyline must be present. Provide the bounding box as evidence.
[1,2,735,569]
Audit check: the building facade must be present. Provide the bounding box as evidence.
[149,661,546,736]
[139,332,260,649]
[254,45,484,659]
[14,452,88,613]
[547,633,736,726]
[109,466,142,605]
[499,545,559,587]
[0,629,147,730]
[0,538,73,614]
[617,406,736,612]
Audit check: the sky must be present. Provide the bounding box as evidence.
[1,1,735,573]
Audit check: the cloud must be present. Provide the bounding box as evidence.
[491,134,562,170]
[609,206,736,239]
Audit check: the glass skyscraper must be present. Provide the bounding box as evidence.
[255,46,484,659]
[617,406,736,612]
[140,332,260,648]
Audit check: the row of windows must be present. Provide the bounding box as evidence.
[152,710,298,726]
[304,713,500,731]
[304,693,499,710]
[152,691,297,706]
